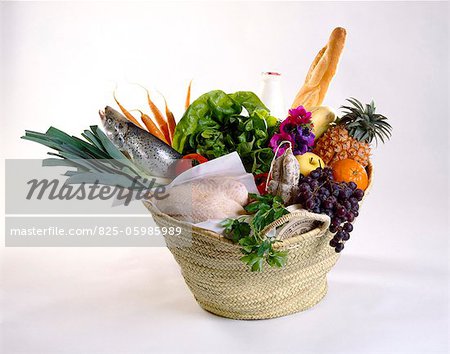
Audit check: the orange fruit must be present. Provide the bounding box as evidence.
[332,159,369,191]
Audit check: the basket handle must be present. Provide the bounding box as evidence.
[262,205,331,242]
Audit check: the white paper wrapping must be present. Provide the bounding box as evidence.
[167,152,258,194]
[154,152,258,233]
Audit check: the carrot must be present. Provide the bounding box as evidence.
[113,90,144,129]
[132,109,168,144]
[137,85,170,142]
[162,96,177,145]
[185,80,192,110]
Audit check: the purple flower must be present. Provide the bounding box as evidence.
[288,105,312,125]
[292,129,315,155]
[297,126,315,146]
[292,142,309,155]
[269,132,293,157]
[270,106,315,157]
[279,118,297,135]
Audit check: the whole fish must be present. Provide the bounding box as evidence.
[99,106,182,177]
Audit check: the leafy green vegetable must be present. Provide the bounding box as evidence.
[173,90,278,174]
[21,126,165,188]
[222,193,289,272]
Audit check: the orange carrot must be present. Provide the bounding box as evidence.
[113,90,144,129]
[133,109,168,144]
[162,96,177,145]
[137,85,170,142]
[185,80,192,110]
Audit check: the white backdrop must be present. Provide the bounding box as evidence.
[1,2,449,353]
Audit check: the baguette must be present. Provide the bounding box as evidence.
[292,27,347,110]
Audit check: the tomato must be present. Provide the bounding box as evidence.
[175,153,208,175]
[254,173,269,195]
[182,153,208,165]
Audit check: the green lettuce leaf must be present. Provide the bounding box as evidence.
[172,90,279,173]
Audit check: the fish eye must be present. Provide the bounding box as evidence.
[107,118,113,125]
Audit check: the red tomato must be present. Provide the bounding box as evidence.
[182,153,208,165]
[175,153,208,175]
[254,173,269,195]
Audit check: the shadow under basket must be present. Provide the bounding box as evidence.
[144,163,373,320]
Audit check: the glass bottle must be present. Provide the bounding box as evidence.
[259,72,286,120]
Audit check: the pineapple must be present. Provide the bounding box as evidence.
[313,98,392,167]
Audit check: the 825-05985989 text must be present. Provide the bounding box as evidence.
[8,226,182,237]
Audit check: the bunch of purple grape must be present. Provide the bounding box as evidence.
[296,167,365,253]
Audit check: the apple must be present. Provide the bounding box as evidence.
[295,152,325,176]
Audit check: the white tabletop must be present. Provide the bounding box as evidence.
[1,239,447,353]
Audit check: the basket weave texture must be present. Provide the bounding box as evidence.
[145,163,373,320]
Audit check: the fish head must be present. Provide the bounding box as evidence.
[99,106,129,148]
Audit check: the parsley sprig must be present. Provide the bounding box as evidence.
[221,193,289,272]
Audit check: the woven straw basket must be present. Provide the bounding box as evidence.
[144,163,373,320]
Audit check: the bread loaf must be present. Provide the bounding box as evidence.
[292,27,347,110]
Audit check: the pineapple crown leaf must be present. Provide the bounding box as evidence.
[338,97,392,145]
